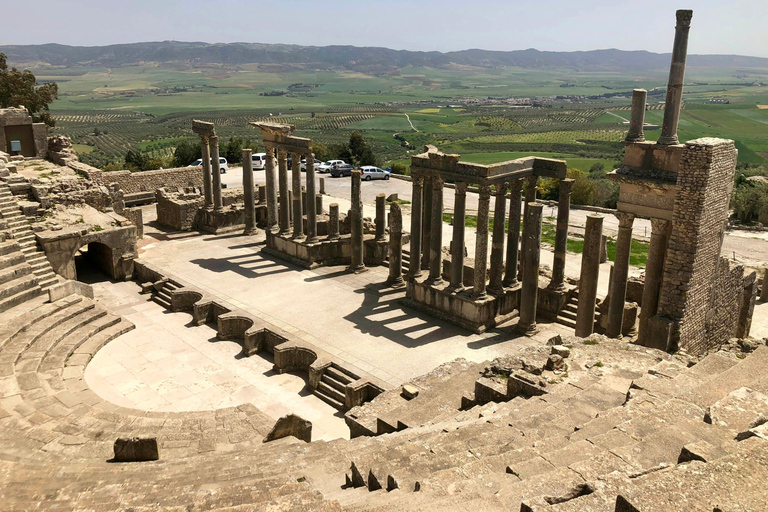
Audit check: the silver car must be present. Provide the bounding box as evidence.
[360,166,390,181]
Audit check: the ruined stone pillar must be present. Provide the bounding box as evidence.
[349,170,365,273]
[408,177,424,278]
[503,179,523,287]
[449,182,468,290]
[200,137,213,207]
[658,10,693,146]
[264,146,278,232]
[421,178,433,271]
[637,218,670,346]
[242,149,257,235]
[473,185,492,299]
[258,185,266,203]
[291,153,304,239]
[626,89,648,143]
[600,234,608,263]
[305,153,318,242]
[550,178,574,291]
[315,194,322,216]
[328,203,340,240]
[428,177,445,285]
[319,177,326,195]
[488,182,508,296]
[375,194,386,241]
[386,202,405,288]
[277,150,290,235]
[519,176,538,281]
[606,212,636,338]
[210,135,223,211]
[762,268,768,302]
[518,203,543,333]
[575,214,604,337]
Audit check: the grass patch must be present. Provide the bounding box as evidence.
[583,339,600,345]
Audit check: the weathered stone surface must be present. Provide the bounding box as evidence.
[264,414,312,443]
[112,437,159,462]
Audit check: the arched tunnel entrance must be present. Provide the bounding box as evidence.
[75,241,115,284]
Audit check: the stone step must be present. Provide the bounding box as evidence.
[559,310,577,321]
[0,263,32,286]
[37,276,60,291]
[157,289,172,302]
[151,294,171,309]
[0,250,26,270]
[322,371,348,393]
[326,365,355,385]
[563,303,578,314]
[330,362,359,381]
[15,306,108,362]
[314,382,346,410]
[0,273,38,301]
[0,285,42,316]
[555,317,577,329]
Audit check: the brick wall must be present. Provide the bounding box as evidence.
[704,258,744,349]
[100,166,203,195]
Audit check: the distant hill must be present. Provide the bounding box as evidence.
[2,41,767,74]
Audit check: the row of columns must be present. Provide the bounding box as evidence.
[262,146,318,242]
[199,135,223,210]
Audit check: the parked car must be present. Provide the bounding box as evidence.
[251,153,268,170]
[326,160,347,171]
[360,166,390,181]
[315,161,332,173]
[287,157,306,171]
[189,157,229,173]
[330,164,354,177]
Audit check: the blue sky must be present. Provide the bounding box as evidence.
[2,0,766,57]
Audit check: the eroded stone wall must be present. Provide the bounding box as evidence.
[704,258,744,349]
[99,167,203,195]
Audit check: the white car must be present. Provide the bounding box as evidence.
[189,157,229,173]
[314,161,332,173]
[251,153,268,170]
[361,166,390,181]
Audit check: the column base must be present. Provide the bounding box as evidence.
[384,276,406,288]
[347,264,368,274]
[243,227,259,236]
[516,321,539,336]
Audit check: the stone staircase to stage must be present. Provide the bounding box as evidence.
[314,362,358,410]
[0,238,43,314]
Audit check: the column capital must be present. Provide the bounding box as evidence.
[676,9,693,28]
[509,178,523,195]
[650,217,670,235]
[494,182,508,196]
[432,177,445,190]
[413,176,424,187]
[455,182,469,194]
[615,211,636,228]
[201,135,209,145]
[559,177,575,194]
[277,148,287,159]
[209,134,219,144]
[478,184,492,199]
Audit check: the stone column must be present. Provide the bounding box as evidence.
[503,179,523,287]
[375,194,386,241]
[242,148,257,235]
[200,137,213,207]
[518,203,543,333]
[258,185,266,203]
[519,176,537,281]
[264,146,278,232]
[408,177,424,278]
[762,268,768,302]
[637,218,670,346]
[658,10,693,146]
[210,135,222,211]
[626,89,647,143]
[385,202,405,288]
[473,185,492,299]
[606,212,636,338]
[328,203,340,240]
[449,183,468,290]
[550,178,574,291]
[277,150,290,235]
[575,214,604,337]
[305,153,318,242]
[315,194,323,216]
[319,177,325,195]
[428,177,445,285]
[291,153,304,239]
[488,182,508,296]
[600,235,608,263]
[349,170,365,273]
[421,178,433,271]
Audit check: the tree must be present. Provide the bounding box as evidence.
[348,132,377,166]
[173,140,201,167]
[0,53,59,127]
[567,168,595,206]
[124,149,148,172]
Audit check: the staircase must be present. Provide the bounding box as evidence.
[314,362,357,410]
[554,292,579,329]
[150,279,182,309]
[0,238,43,314]
[383,247,411,274]
[0,184,59,290]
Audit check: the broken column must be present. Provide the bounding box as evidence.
[319,177,325,195]
[242,148,257,235]
[428,177,444,285]
[210,135,223,211]
[626,89,647,143]
[348,170,365,273]
[201,137,213,207]
[606,212,635,338]
[549,178,574,291]
[658,10,693,146]
[473,185,492,299]
[518,203,543,333]
[328,203,340,240]
[488,182,508,296]
[409,177,424,278]
[449,182,468,290]
[637,218,670,347]
[264,146,278,232]
[277,150,290,234]
[575,214,604,337]
[503,179,523,287]
[292,153,304,239]
[305,153,318,242]
[386,202,405,288]
[375,193,386,241]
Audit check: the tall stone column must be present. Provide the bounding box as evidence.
[385,202,405,288]
[626,89,648,143]
[291,153,304,239]
[473,185,492,299]
[575,214,604,337]
[348,170,365,273]
[449,183,468,290]
[518,203,543,333]
[210,135,223,211]
[637,218,670,346]
[200,137,213,207]
[375,194,386,241]
[408,177,424,278]
[264,147,278,232]
[550,178,574,291]
[606,212,636,338]
[305,153,318,242]
[428,177,444,285]
[658,10,693,146]
[519,176,537,281]
[488,182,508,296]
[420,178,433,271]
[277,150,290,235]
[328,203,340,240]
[503,179,523,287]
[242,149,257,235]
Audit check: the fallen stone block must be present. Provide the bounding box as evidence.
[264,413,312,443]
[401,384,419,399]
[545,354,565,371]
[112,437,159,462]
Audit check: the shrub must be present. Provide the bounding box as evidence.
[390,162,408,175]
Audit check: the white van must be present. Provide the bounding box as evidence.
[251,152,268,170]
[189,157,229,173]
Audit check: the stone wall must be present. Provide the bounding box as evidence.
[704,258,744,349]
[99,167,203,195]
[155,188,204,231]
